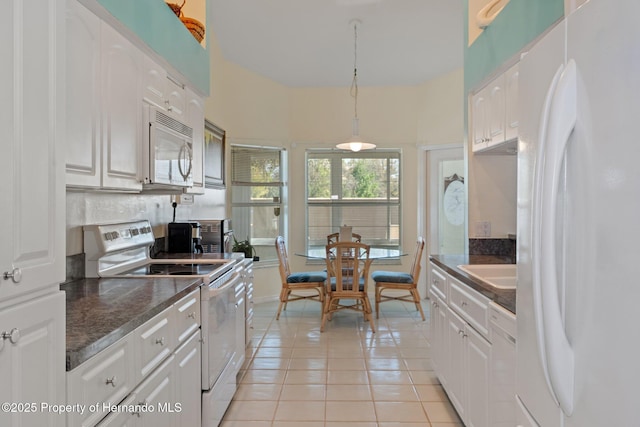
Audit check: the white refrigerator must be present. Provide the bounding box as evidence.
[516,1,640,426]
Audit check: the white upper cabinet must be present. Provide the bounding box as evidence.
[487,74,506,147]
[471,89,489,152]
[471,63,519,154]
[184,87,205,194]
[504,63,519,142]
[0,0,65,300]
[101,23,143,191]
[143,56,186,118]
[66,0,101,188]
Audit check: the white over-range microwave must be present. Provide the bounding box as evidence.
[142,105,194,189]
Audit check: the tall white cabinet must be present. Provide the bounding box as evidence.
[0,0,66,426]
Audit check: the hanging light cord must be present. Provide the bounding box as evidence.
[350,22,359,120]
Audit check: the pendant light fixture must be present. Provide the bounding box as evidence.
[336,19,376,152]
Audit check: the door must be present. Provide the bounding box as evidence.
[0,0,66,300]
[428,148,465,255]
[426,147,465,296]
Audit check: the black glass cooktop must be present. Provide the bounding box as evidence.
[122,263,223,276]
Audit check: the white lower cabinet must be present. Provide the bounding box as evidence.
[68,290,202,427]
[243,259,254,347]
[466,320,491,427]
[429,262,495,427]
[0,292,65,427]
[175,331,202,426]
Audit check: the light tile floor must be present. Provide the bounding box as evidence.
[220,297,463,427]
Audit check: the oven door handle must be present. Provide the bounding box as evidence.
[206,272,242,297]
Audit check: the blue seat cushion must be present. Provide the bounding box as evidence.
[329,277,365,291]
[287,271,327,283]
[372,271,413,284]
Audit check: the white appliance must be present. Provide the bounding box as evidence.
[83,220,242,427]
[143,105,194,189]
[516,1,640,426]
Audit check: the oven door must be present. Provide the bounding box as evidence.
[201,271,242,390]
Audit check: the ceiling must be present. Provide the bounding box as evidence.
[209,0,464,87]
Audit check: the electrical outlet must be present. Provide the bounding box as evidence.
[181,194,194,205]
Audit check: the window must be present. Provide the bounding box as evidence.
[306,149,401,251]
[231,145,286,262]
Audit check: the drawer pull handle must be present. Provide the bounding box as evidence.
[2,328,20,344]
[156,337,165,346]
[105,376,117,387]
[188,312,196,319]
[461,301,468,307]
[132,400,147,417]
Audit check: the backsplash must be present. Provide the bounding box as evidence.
[469,237,516,262]
[65,253,85,284]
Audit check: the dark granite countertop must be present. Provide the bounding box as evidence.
[429,254,516,314]
[61,277,201,371]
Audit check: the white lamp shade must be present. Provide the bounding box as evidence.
[336,117,376,151]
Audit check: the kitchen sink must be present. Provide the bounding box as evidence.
[457,264,517,289]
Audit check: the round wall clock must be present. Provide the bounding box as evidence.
[443,179,465,226]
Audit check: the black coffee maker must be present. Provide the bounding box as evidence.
[168,222,203,253]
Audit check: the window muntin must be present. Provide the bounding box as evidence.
[306,150,401,251]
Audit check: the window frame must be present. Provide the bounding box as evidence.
[230,144,287,263]
[305,148,402,253]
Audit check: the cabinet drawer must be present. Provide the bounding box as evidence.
[430,264,448,302]
[449,277,490,338]
[135,307,174,380]
[67,335,136,427]
[174,290,200,346]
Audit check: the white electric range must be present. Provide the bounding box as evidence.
[83,220,244,427]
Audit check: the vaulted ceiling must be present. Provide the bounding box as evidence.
[209,0,464,87]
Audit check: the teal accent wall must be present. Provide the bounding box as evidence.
[464,0,563,93]
[98,0,210,95]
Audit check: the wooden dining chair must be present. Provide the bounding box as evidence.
[275,236,326,320]
[326,232,362,244]
[322,241,375,332]
[373,237,426,320]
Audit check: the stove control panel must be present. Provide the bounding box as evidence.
[84,220,155,256]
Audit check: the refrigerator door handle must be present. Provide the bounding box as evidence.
[535,59,577,416]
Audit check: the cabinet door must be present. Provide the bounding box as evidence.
[0,0,65,301]
[445,306,466,419]
[0,292,65,427]
[66,0,101,188]
[235,279,246,369]
[166,77,186,117]
[175,331,201,426]
[504,64,519,141]
[244,261,254,346]
[429,296,447,386]
[471,90,488,152]
[466,325,491,427]
[184,88,205,194]
[142,56,168,110]
[101,23,142,191]
[487,75,506,147]
[135,355,177,427]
